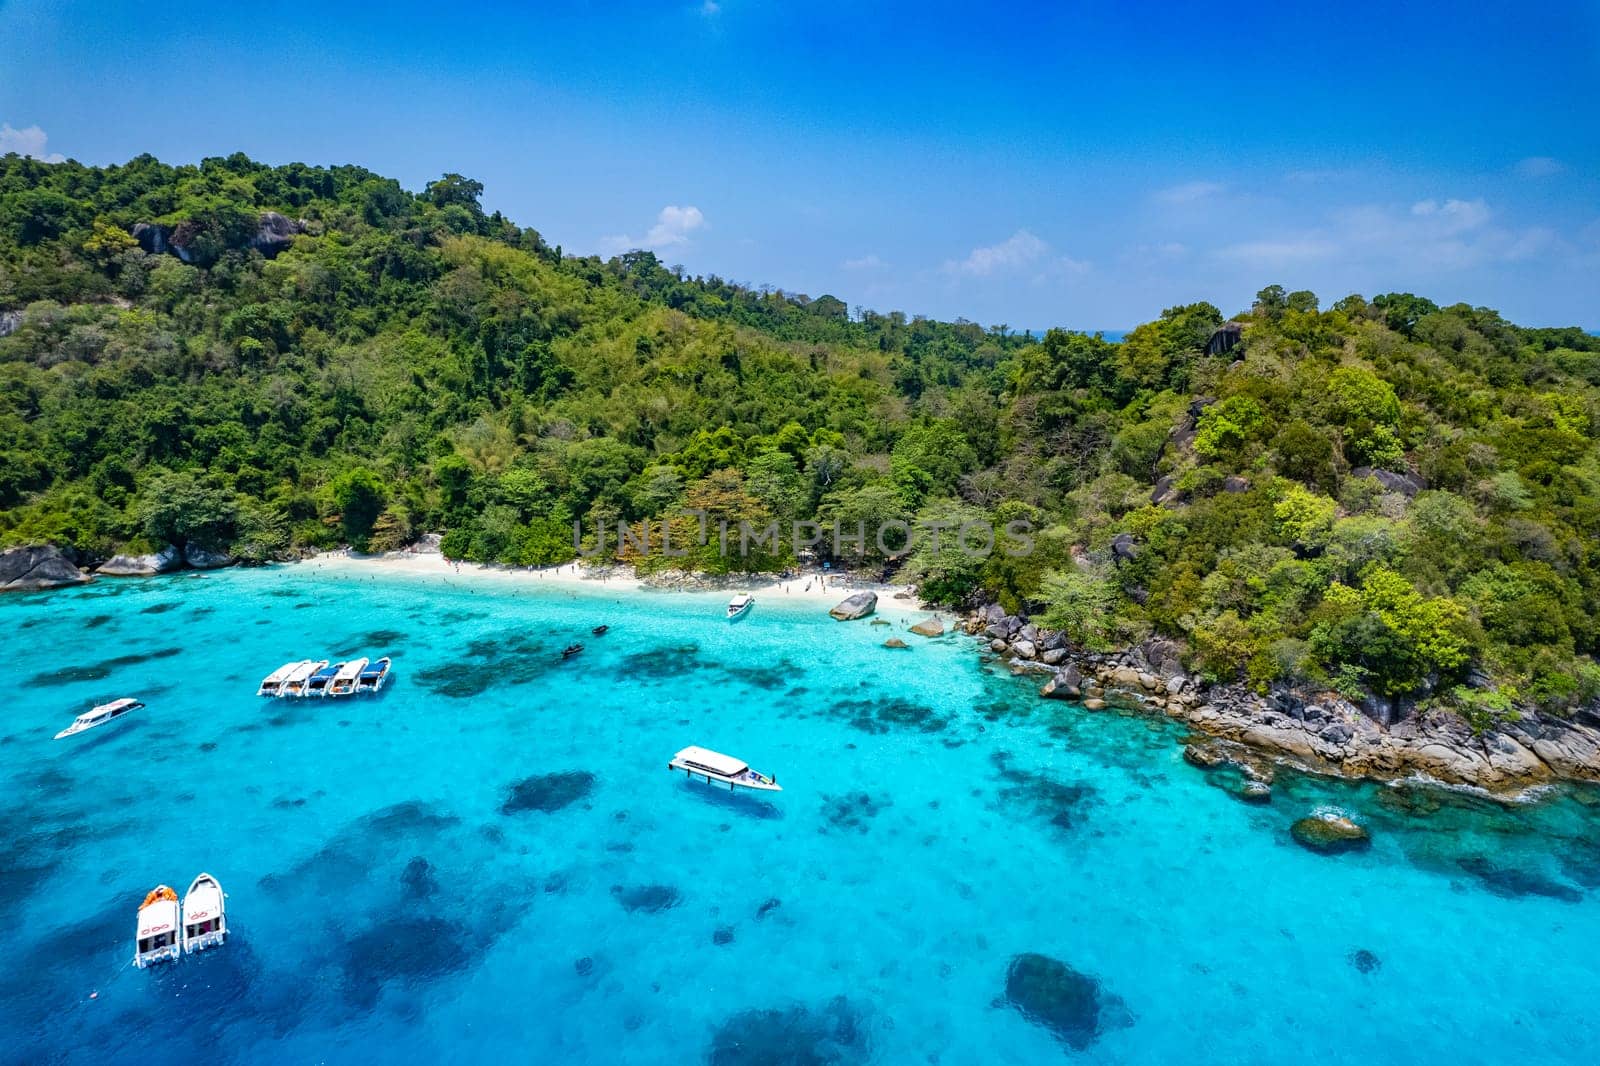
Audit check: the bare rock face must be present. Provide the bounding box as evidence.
[249,211,306,256]
[829,591,878,621]
[909,617,945,637]
[0,545,89,591]
[97,544,183,576]
[1040,665,1082,700]
[183,544,236,570]
[1350,466,1426,497]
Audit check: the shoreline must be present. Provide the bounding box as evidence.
[292,549,937,616]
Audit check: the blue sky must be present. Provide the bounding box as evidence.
[2,0,1596,328]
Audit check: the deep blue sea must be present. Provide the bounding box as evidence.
[5,564,1600,1064]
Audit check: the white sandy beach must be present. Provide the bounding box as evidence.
[296,548,947,620]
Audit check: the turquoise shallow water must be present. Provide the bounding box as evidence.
[4,565,1600,1065]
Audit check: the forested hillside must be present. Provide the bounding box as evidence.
[3,152,1599,721]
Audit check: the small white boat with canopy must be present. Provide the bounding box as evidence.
[669,745,781,792]
[304,661,343,697]
[54,697,143,740]
[356,656,392,693]
[181,873,227,954]
[280,659,326,698]
[257,660,309,697]
[133,885,181,968]
[726,594,754,621]
[327,657,369,697]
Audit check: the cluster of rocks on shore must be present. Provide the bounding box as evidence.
[968,603,1600,796]
[0,542,237,591]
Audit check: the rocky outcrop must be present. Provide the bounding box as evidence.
[97,544,183,576]
[829,591,877,621]
[183,544,236,570]
[129,211,305,264]
[1351,466,1426,497]
[248,212,305,256]
[0,309,22,338]
[0,545,89,591]
[884,637,908,649]
[909,617,945,637]
[971,603,1600,796]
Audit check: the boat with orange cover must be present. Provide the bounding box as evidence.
[133,885,181,968]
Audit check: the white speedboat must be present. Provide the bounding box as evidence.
[181,873,227,954]
[669,745,782,792]
[304,661,343,697]
[280,659,326,698]
[327,657,369,697]
[356,656,392,693]
[54,698,144,740]
[133,885,182,969]
[256,660,306,697]
[726,594,754,621]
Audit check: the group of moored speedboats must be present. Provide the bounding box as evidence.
[257,655,392,697]
[133,873,228,968]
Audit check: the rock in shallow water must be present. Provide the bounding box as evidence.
[1350,949,1382,974]
[828,591,877,621]
[500,771,596,814]
[1290,813,1371,854]
[708,995,868,1066]
[610,883,681,913]
[1004,952,1131,1050]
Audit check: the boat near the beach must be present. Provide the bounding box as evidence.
[592,624,609,636]
[356,656,392,693]
[726,593,754,621]
[133,885,182,969]
[54,697,144,740]
[669,745,782,792]
[304,661,343,697]
[327,657,369,697]
[279,659,326,698]
[257,660,309,697]
[181,873,227,954]
[561,643,585,660]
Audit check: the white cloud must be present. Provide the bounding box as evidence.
[1217,195,1554,274]
[0,123,66,163]
[1513,156,1563,179]
[700,0,721,15]
[1409,197,1490,233]
[1216,237,1340,268]
[601,204,706,255]
[1153,181,1225,205]
[842,254,885,271]
[946,229,1048,277]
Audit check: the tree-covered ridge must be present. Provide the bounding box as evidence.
[3,152,1599,723]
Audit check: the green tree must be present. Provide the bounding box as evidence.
[331,468,388,550]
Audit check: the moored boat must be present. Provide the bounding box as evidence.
[726,594,754,621]
[592,624,609,636]
[668,745,782,792]
[134,885,182,968]
[561,643,584,660]
[181,873,227,954]
[326,657,369,697]
[356,656,392,693]
[304,661,343,697]
[54,697,143,740]
[279,660,326,698]
[257,660,306,697]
